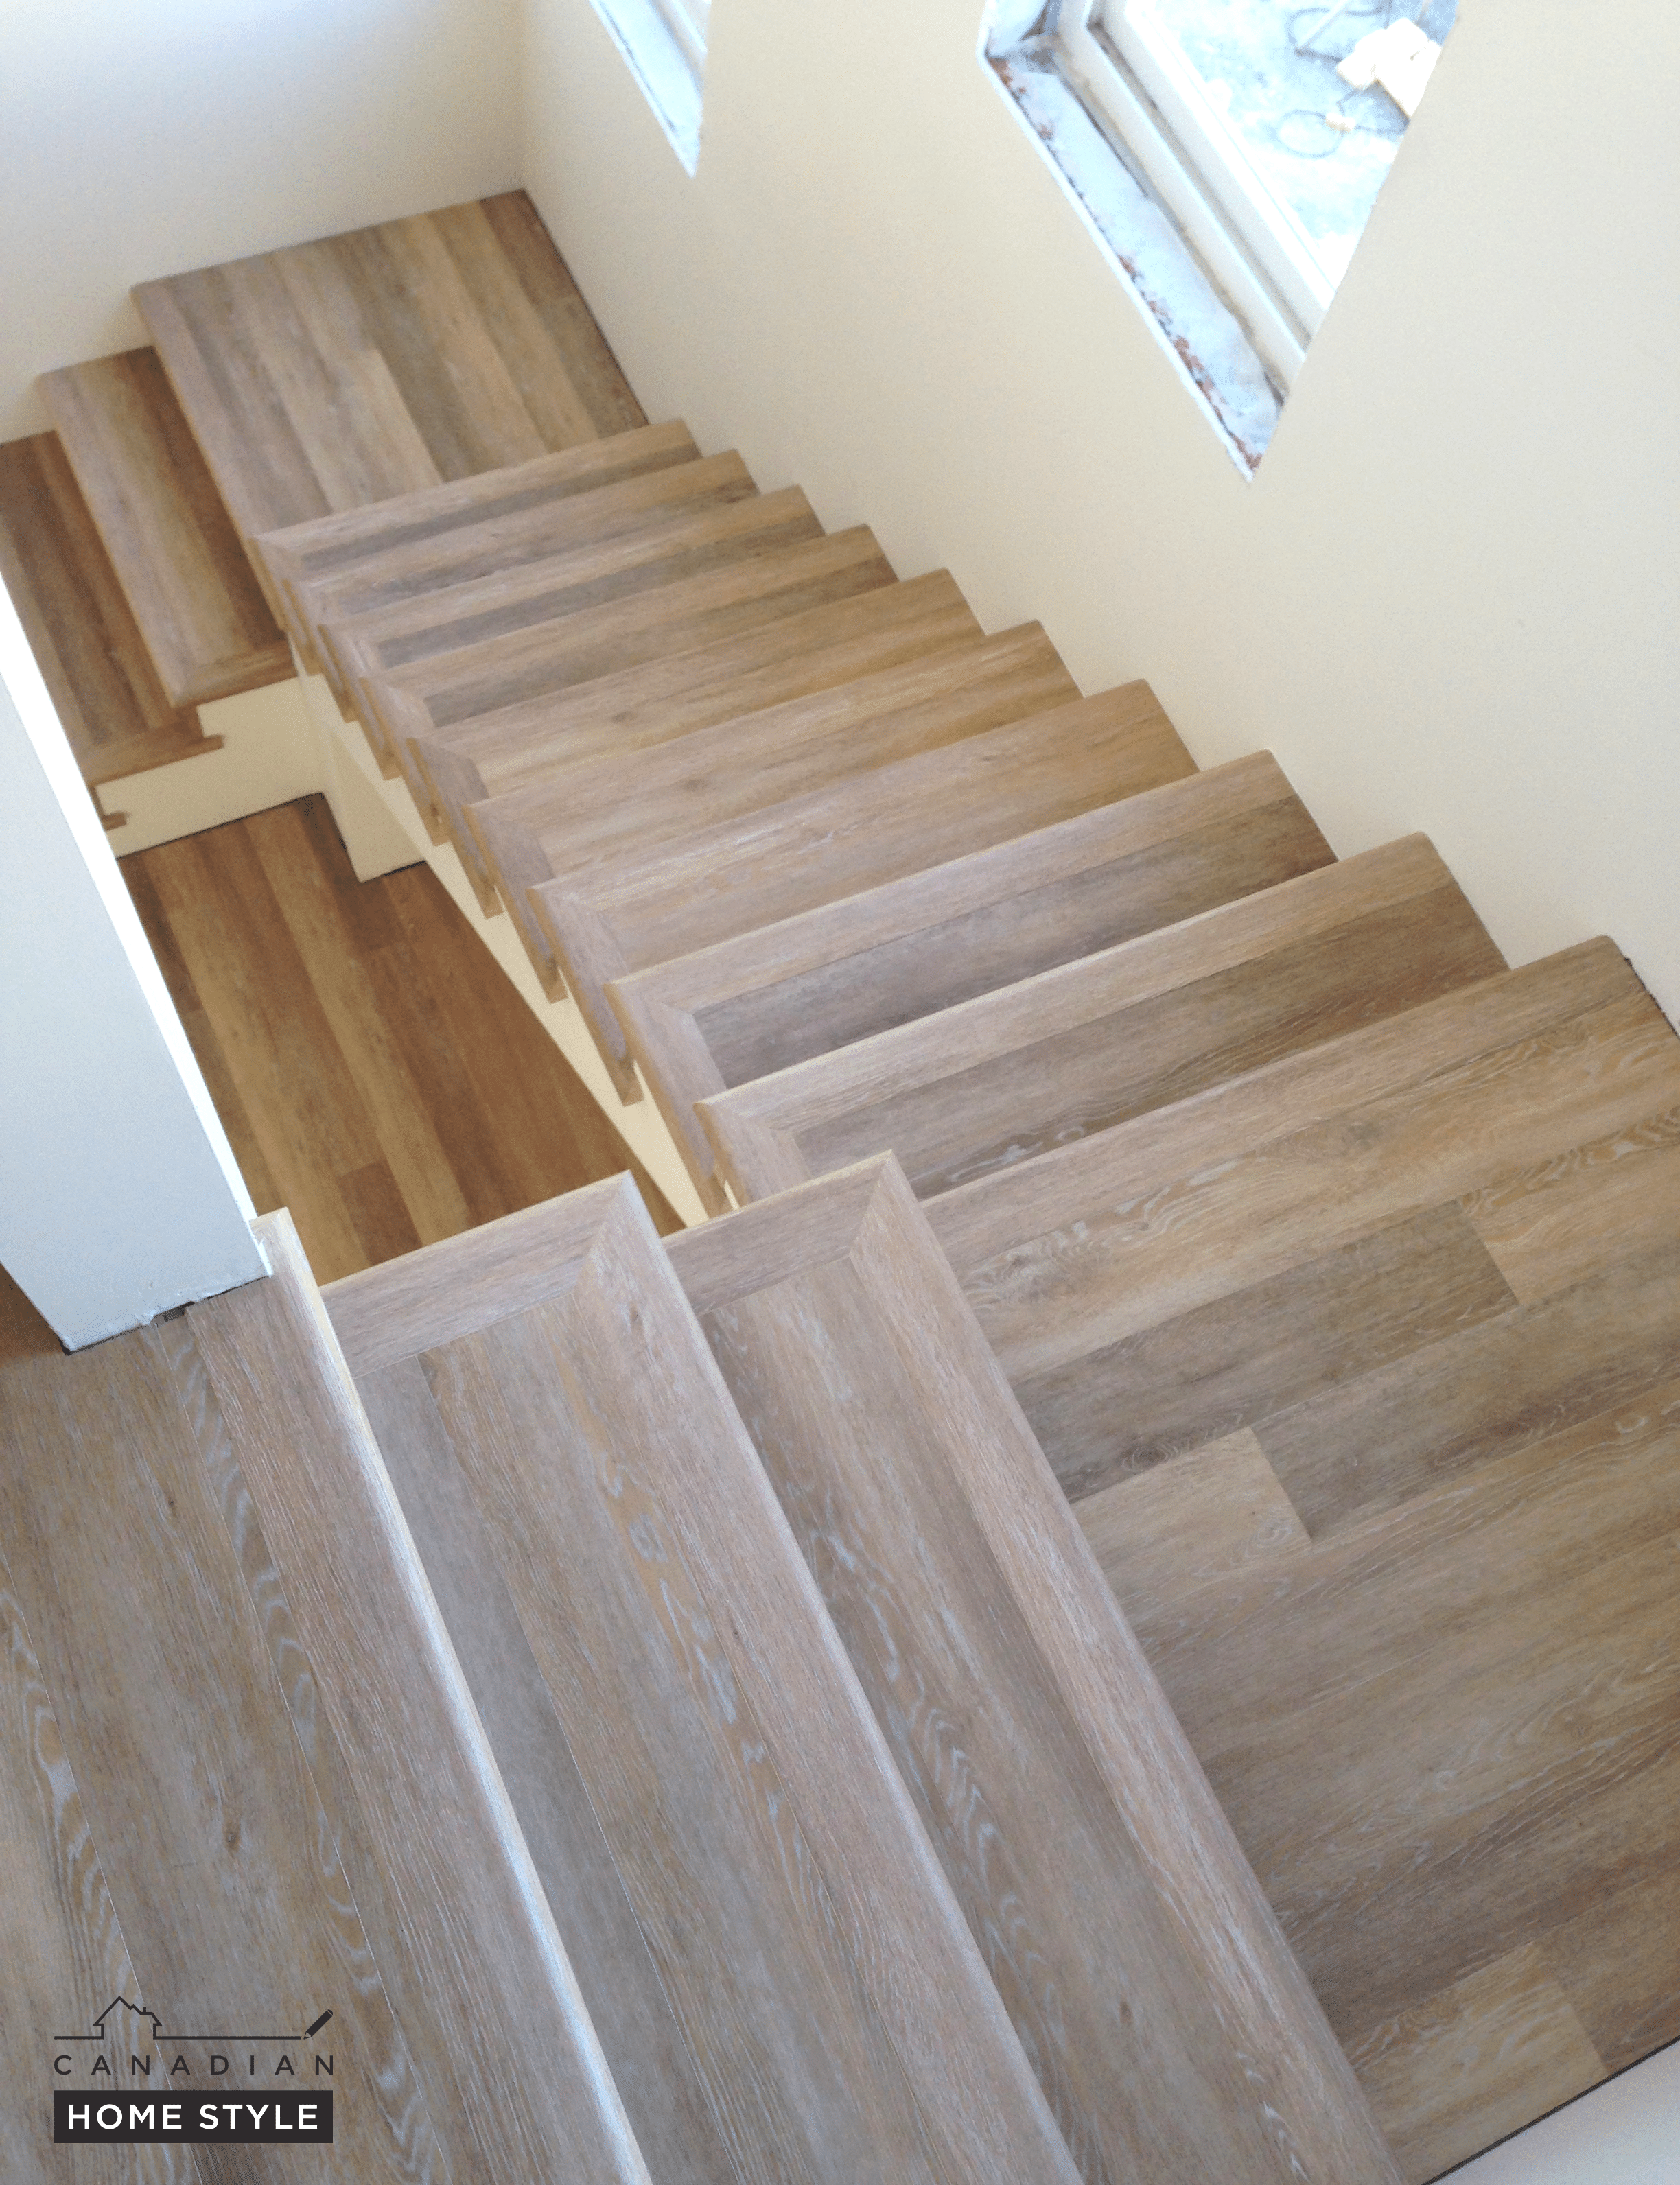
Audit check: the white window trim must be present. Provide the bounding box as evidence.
[1062,1,1327,379]
[587,0,705,174]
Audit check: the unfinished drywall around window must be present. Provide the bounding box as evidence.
[986,0,1456,467]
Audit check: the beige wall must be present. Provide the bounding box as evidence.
[520,0,1680,1023]
[0,0,521,438]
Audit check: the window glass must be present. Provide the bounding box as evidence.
[1099,0,1457,289]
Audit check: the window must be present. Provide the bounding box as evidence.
[590,0,707,173]
[986,0,1454,465]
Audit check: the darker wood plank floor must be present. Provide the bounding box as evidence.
[124,794,677,1283]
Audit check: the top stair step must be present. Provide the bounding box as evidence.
[37,348,291,709]
[134,191,644,595]
[253,420,701,668]
[325,1176,1084,2185]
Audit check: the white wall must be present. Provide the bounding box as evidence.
[0,0,522,439]
[518,0,1680,1027]
[0,575,266,1348]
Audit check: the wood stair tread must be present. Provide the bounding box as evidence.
[134,191,644,597]
[915,939,1680,2175]
[608,745,1321,1206]
[666,1154,1400,2185]
[0,432,211,785]
[325,1176,1084,2185]
[38,347,292,708]
[701,832,1505,1204]
[318,483,830,776]
[413,570,979,888]
[355,524,900,809]
[185,1211,653,2180]
[0,1232,644,2183]
[482,624,1082,1088]
[253,419,701,667]
[289,449,762,706]
[80,721,226,788]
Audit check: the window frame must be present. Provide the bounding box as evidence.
[1047,0,1326,389]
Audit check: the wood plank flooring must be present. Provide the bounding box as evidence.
[0,1270,443,2184]
[121,793,677,1284]
[926,939,1680,2179]
[135,193,645,613]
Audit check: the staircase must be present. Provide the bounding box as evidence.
[3,189,1677,2184]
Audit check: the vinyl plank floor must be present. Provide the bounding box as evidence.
[122,794,676,1283]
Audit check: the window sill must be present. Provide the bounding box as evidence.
[984,27,1285,474]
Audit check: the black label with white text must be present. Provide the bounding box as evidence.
[56,2090,334,2142]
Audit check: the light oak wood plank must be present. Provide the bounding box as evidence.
[299,451,762,717]
[329,215,553,479]
[1539,1809,1680,2071]
[667,1157,1400,2185]
[1076,1429,1310,1620]
[40,350,290,706]
[188,1211,651,2184]
[1018,1202,1518,1504]
[255,422,698,667]
[403,201,596,456]
[1346,1947,1605,2185]
[701,834,1503,1207]
[330,1179,1085,2185]
[469,193,647,440]
[0,1321,199,2185]
[1460,1100,1680,1304]
[1125,1377,1680,2037]
[610,739,1299,1204]
[136,193,643,607]
[931,944,1662,1388]
[0,1298,443,2182]
[417,571,975,904]
[358,1356,738,2185]
[1257,1232,1680,1535]
[489,624,1080,1083]
[362,526,897,821]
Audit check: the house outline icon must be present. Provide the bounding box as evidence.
[89,1997,166,2044]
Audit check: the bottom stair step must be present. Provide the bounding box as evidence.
[324,1176,1083,2185]
[667,1156,1401,2185]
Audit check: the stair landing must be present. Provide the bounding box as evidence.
[135,191,646,616]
